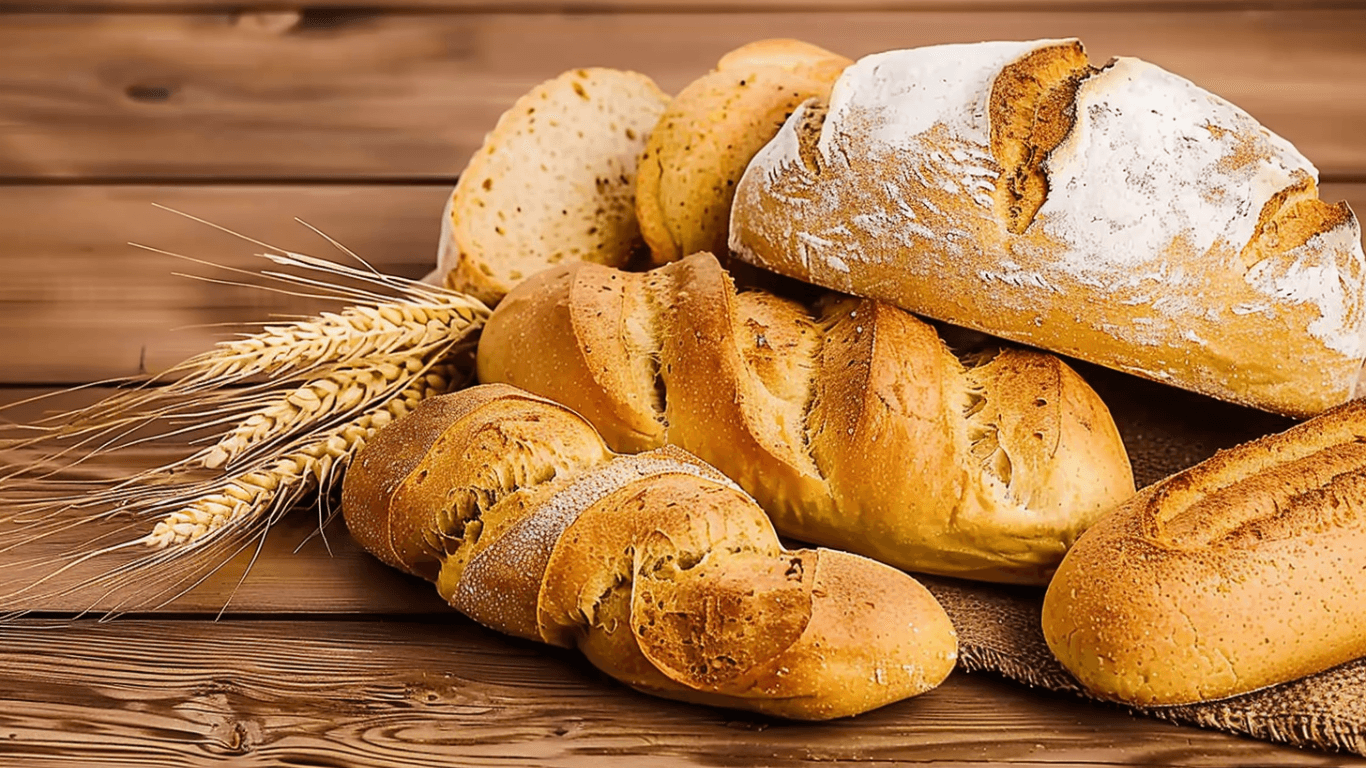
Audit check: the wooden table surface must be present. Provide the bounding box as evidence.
[3,2,1366,765]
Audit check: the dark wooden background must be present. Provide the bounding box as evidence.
[2,2,1365,765]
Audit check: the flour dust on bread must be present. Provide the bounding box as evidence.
[635,39,850,265]
[477,253,1135,585]
[341,384,957,720]
[1042,399,1366,707]
[433,68,669,305]
[728,39,1366,418]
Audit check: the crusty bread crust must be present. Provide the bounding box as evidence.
[477,253,1135,584]
[728,39,1366,418]
[635,39,849,265]
[1042,398,1366,706]
[342,385,957,719]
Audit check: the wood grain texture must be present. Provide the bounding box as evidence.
[1,183,1362,384]
[0,476,450,615]
[0,10,1363,179]
[0,184,450,383]
[11,0,1358,10]
[0,618,1357,767]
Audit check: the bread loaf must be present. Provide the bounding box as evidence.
[1041,399,1366,706]
[433,68,669,305]
[476,253,1134,584]
[728,38,1366,418]
[635,39,849,265]
[341,383,957,719]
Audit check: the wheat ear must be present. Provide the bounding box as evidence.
[0,224,488,617]
[147,361,456,549]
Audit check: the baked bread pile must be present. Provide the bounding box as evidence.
[355,36,1366,720]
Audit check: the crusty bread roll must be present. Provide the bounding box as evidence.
[636,39,849,265]
[433,68,669,305]
[342,383,957,719]
[728,38,1366,418]
[476,253,1134,584]
[1041,399,1366,706]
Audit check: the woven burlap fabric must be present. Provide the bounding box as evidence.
[922,576,1366,756]
[922,363,1366,756]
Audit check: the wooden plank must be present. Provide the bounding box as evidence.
[0,618,1342,766]
[0,385,447,615]
[0,10,1363,180]
[0,184,452,383]
[1,183,1363,385]
[9,1,1358,10]
[0,484,451,616]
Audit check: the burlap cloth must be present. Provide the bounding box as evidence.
[921,362,1366,757]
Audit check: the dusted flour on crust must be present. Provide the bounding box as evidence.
[729,38,1366,417]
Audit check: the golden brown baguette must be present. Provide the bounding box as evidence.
[1041,400,1366,706]
[476,253,1134,584]
[342,383,958,720]
[728,39,1366,417]
[635,39,849,265]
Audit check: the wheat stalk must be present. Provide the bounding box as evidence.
[147,361,456,549]
[0,217,488,617]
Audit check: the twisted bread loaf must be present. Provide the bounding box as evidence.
[1042,400,1366,706]
[476,253,1134,584]
[728,39,1366,417]
[341,383,957,719]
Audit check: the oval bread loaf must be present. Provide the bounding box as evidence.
[728,38,1366,418]
[635,39,850,265]
[342,383,958,720]
[1041,399,1366,706]
[433,68,670,305]
[476,253,1135,584]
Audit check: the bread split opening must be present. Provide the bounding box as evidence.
[1240,174,1354,269]
[988,41,1095,235]
[631,530,813,693]
[793,99,830,176]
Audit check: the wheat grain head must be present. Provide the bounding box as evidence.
[0,223,488,618]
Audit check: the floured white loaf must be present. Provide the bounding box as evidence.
[728,38,1366,418]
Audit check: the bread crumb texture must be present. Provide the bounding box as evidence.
[438,68,670,305]
[1041,398,1366,706]
[729,38,1366,417]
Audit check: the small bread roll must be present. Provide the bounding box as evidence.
[635,39,850,265]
